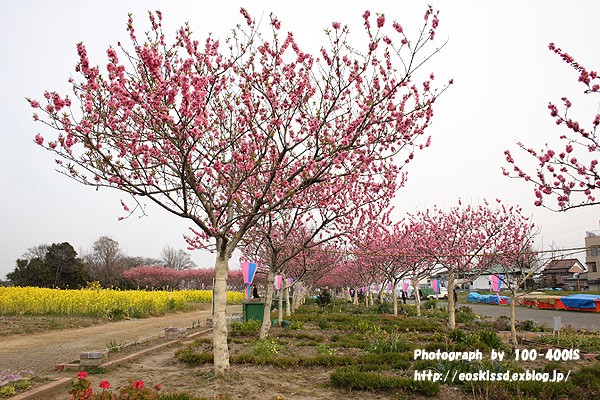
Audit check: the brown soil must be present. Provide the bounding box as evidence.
[0,304,219,373]
[2,305,463,400]
[5,306,581,400]
[40,331,464,400]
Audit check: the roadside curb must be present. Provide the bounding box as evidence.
[10,378,71,400]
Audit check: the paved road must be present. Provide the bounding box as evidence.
[437,300,600,331]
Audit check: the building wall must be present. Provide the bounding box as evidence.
[585,232,600,291]
[469,274,509,291]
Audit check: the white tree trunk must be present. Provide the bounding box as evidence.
[259,270,275,339]
[212,254,230,375]
[510,290,518,347]
[292,282,302,311]
[277,287,284,325]
[285,283,291,317]
[447,272,457,330]
[392,281,398,316]
[412,277,422,318]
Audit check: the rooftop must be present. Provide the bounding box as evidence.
[544,259,586,273]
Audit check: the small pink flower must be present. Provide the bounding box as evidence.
[77,371,87,380]
[99,380,110,389]
[332,22,340,30]
[154,384,162,391]
[133,380,144,389]
[34,134,44,145]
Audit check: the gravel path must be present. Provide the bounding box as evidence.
[0,305,242,375]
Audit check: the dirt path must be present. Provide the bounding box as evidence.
[0,304,241,375]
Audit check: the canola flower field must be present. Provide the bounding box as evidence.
[0,287,244,318]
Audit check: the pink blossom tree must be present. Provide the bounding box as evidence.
[352,222,406,314]
[242,163,395,335]
[317,251,369,306]
[122,266,246,290]
[391,220,434,318]
[490,221,543,347]
[411,200,523,329]
[504,43,600,210]
[29,8,446,374]
[243,209,354,337]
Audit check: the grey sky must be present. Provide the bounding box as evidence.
[1,1,599,279]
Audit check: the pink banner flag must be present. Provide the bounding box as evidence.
[274,275,283,291]
[403,282,409,293]
[241,261,258,299]
[490,275,503,302]
[387,282,393,292]
[490,275,501,292]
[431,279,439,300]
[241,262,257,285]
[286,277,293,286]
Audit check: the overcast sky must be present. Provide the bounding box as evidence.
[1,1,599,280]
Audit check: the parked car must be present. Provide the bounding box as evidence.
[431,286,448,299]
[399,285,448,299]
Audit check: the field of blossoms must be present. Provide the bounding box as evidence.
[0,287,244,318]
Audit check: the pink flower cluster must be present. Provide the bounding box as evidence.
[505,42,600,210]
[69,374,160,400]
[122,266,246,290]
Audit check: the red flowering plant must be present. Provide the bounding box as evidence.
[68,372,161,400]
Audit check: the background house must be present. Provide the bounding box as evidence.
[585,231,600,291]
[541,258,586,290]
[467,265,518,291]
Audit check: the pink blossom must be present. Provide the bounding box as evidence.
[34,134,44,145]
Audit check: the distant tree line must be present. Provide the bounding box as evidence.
[6,236,200,289]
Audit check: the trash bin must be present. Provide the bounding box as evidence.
[242,301,264,322]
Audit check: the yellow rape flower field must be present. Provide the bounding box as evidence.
[0,287,244,318]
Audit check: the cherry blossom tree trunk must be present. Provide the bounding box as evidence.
[412,277,422,318]
[292,282,302,312]
[285,284,291,317]
[392,281,399,316]
[260,271,275,339]
[447,272,457,329]
[277,288,284,325]
[212,253,230,374]
[510,290,518,347]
